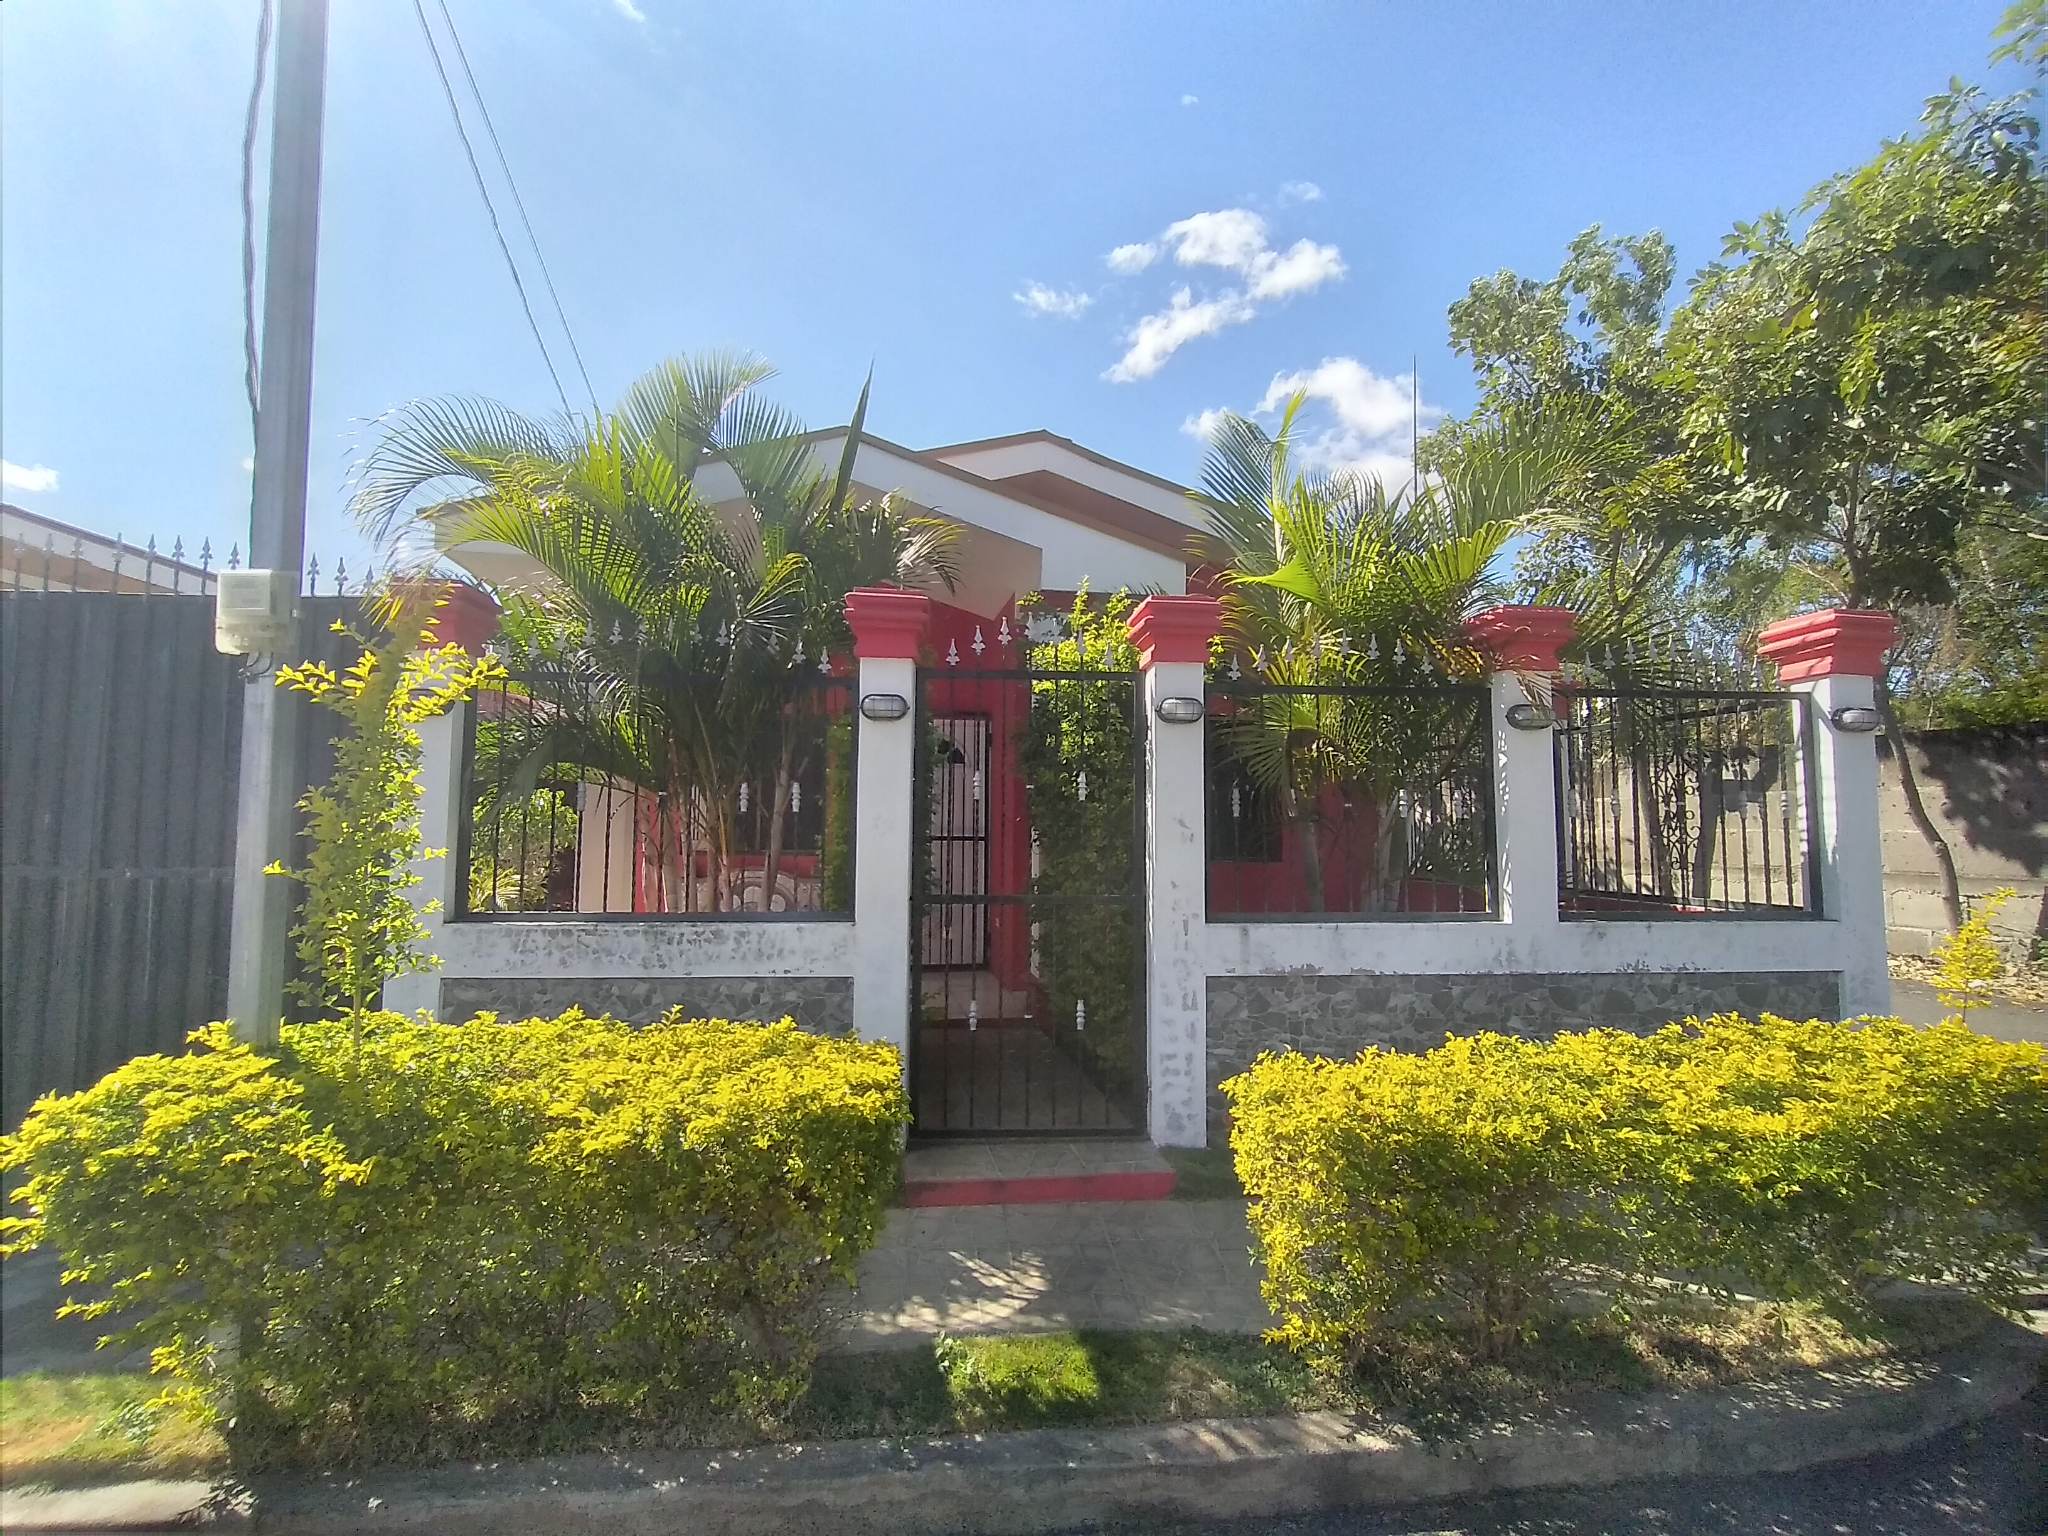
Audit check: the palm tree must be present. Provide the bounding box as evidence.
[350,351,959,911]
[1191,392,1601,911]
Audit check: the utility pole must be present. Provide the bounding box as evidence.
[226,0,332,1046]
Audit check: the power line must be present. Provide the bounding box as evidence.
[410,0,574,418]
[432,0,601,417]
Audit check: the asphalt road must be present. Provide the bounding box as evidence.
[1064,1388,2048,1536]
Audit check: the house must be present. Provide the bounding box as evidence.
[411,427,1897,1152]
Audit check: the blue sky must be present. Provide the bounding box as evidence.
[0,1,2028,577]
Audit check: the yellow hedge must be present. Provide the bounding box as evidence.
[1,1010,909,1466]
[1224,1015,2048,1374]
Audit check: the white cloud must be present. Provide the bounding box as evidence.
[1155,210,1344,300]
[1246,238,1345,300]
[1014,282,1094,320]
[241,455,256,474]
[1180,93,1200,107]
[611,0,647,20]
[2,459,59,494]
[1162,208,1271,273]
[1278,180,1324,204]
[1258,357,1426,442]
[1099,208,1347,380]
[1104,287,1256,383]
[1181,407,1234,442]
[1106,241,1159,275]
[1199,357,1444,490]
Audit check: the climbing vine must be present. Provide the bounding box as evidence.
[1018,588,1142,1100]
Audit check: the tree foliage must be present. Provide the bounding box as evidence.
[351,353,959,910]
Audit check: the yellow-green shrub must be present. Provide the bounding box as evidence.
[1,1011,908,1466]
[1621,1014,2048,1309]
[1225,1015,2048,1375]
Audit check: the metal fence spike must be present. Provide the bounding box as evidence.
[227,543,241,570]
[198,539,212,573]
[334,556,348,594]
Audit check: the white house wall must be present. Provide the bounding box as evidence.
[692,441,1188,597]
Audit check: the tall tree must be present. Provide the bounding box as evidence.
[1669,81,2047,928]
[1422,229,1726,674]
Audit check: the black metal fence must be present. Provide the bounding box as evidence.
[1554,688,1815,918]
[457,672,856,917]
[1205,681,1496,919]
[1,591,359,1127]
[911,666,1146,1135]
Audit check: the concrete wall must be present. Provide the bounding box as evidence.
[441,975,853,1034]
[1878,725,2047,958]
[1204,970,1842,1122]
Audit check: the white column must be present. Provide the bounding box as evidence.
[851,655,918,1055]
[1141,659,1209,1147]
[1794,673,1889,1016]
[1490,673,1561,939]
[382,701,466,1017]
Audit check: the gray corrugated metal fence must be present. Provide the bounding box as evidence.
[1,592,358,1127]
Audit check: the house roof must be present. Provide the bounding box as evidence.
[922,428,1200,502]
[1,504,218,593]
[440,424,1203,608]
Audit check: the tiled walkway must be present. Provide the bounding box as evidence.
[841,1198,1268,1350]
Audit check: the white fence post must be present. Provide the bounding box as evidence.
[383,702,465,1017]
[1758,609,1897,1017]
[1128,595,1223,1148]
[382,587,498,1019]
[846,589,932,1066]
[1464,606,1577,938]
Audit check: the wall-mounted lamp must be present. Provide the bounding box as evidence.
[1155,696,1205,725]
[859,692,910,722]
[1828,705,1881,733]
[1504,701,1555,731]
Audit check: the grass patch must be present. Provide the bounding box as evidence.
[1161,1144,1244,1200]
[0,1372,224,1490]
[0,1297,1988,1482]
[794,1329,1332,1439]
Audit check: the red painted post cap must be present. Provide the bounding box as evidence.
[844,587,932,660]
[1127,594,1224,668]
[1462,605,1577,674]
[1755,609,1897,682]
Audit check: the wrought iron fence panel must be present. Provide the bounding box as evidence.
[1205,680,1496,920]
[457,671,855,919]
[1554,687,1815,919]
[910,666,1146,1136]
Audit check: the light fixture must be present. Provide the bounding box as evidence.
[1505,701,1555,731]
[1829,705,1881,733]
[859,692,910,721]
[1155,695,1205,725]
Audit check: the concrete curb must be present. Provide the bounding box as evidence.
[6,1326,2041,1535]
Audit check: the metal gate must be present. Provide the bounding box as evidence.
[910,666,1145,1136]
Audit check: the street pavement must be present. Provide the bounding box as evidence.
[1062,1387,2048,1536]
[1890,976,2048,1044]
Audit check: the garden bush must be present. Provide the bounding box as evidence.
[1,1010,908,1466]
[1224,1014,2048,1376]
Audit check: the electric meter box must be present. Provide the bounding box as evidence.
[214,568,297,656]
